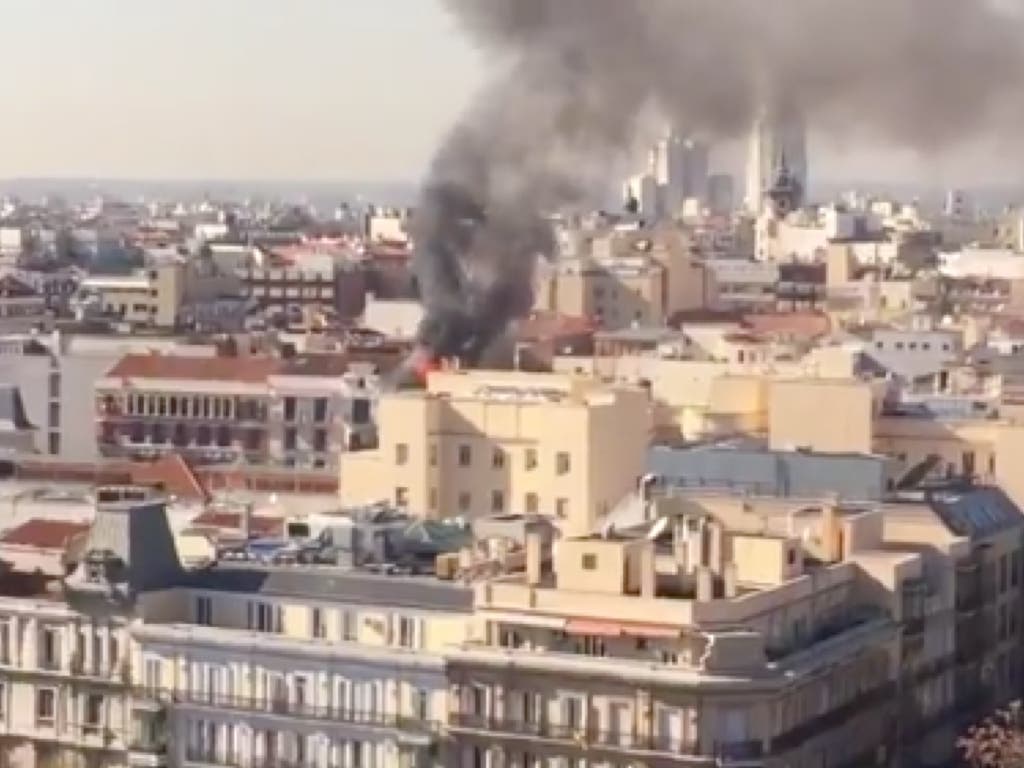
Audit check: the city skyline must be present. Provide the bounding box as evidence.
[1,0,1023,189]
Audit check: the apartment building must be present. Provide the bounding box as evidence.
[0,275,48,333]
[534,228,716,330]
[0,486,181,768]
[237,249,367,320]
[74,259,241,331]
[448,484,1024,768]
[339,370,651,537]
[95,353,378,474]
[132,559,474,768]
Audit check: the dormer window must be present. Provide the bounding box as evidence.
[86,561,104,583]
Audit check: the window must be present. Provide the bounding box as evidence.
[195,596,213,626]
[525,448,538,471]
[459,492,471,513]
[492,448,506,470]
[429,488,438,511]
[196,425,212,446]
[396,443,409,466]
[313,398,328,423]
[398,616,417,649]
[582,553,598,571]
[36,689,55,723]
[395,487,410,508]
[216,425,231,448]
[284,428,297,451]
[556,452,571,475]
[284,397,297,421]
[0,621,10,665]
[525,493,539,514]
[459,445,472,467]
[249,602,282,634]
[429,444,438,467]
[47,432,60,456]
[352,398,370,424]
[411,688,428,721]
[341,611,357,642]
[48,401,60,428]
[313,429,328,453]
[84,694,103,728]
[556,498,569,519]
[311,608,327,640]
[144,658,162,692]
[492,490,505,513]
[48,371,60,399]
[40,627,59,670]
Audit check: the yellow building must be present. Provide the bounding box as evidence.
[340,370,652,537]
[449,487,1024,768]
[534,227,717,329]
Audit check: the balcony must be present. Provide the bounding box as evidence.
[175,691,439,739]
[184,746,304,768]
[448,714,706,761]
[715,740,765,766]
[771,682,896,754]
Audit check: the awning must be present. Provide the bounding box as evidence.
[565,618,680,639]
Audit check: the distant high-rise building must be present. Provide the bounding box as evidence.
[707,173,735,216]
[944,188,973,220]
[656,131,710,217]
[744,107,808,215]
[624,128,711,221]
[622,173,660,219]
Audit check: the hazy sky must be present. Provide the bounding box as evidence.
[0,0,484,181]
[1,0,1021,188]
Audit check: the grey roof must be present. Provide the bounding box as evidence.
[66,488,184,597]
[927,486,1024,539]
[0,385,34,431]
[649,445,888,502]
[187,565,473,613]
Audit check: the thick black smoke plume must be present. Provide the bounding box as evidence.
[413,0,1024,362]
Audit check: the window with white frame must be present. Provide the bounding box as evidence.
[36,688,56,724]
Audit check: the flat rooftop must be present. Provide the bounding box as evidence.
[185,562,474,613]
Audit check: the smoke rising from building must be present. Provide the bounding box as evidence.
[412,0,1024,363]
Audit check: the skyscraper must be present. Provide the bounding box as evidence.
[744,107,808,215]
[623,128,711,221]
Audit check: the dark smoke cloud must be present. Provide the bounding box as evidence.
[414,0,1024,362]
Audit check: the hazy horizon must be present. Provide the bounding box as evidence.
[2,0,1024,190]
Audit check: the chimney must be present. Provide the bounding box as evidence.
[672,517,689,573]
[696,565,714,602]
[525,526,543,587]
[687,517,705,570]
[707,520,723,575]
[821,501,843,563]
[723,561,738,599]
[641,541,657,598]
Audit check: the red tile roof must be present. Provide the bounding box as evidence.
[741,311,832,340]
[515,312,596,342]
[1,519,90,550]
[106,354,282,384]
[114,454,209,503]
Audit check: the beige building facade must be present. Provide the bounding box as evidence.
[340,371,652,537]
